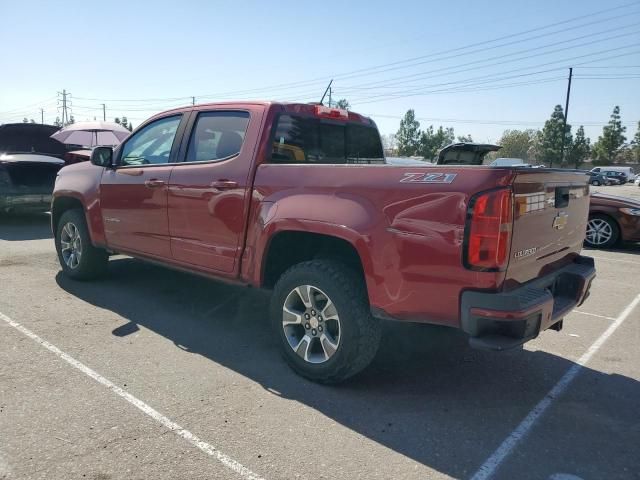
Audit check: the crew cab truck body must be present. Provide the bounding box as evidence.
[52,102,595,382]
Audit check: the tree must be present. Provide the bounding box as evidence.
[527,130,544,165]
[54,116,63,127]
[540,105,572,167]
[22,117,28,123]
[396,109,421,156]
[593,106,627,164]
[417,125,455,160]
[334,98,350,110]
[456,134,473,143]
[30,119,36,124]
[66,115,75,126]
[632,121,640,163]
[115,116,132,130]
[567,125,591,169]
[381,133,397,152]
[497,129,537,161]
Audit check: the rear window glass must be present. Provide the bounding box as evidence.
[270,114,384,164]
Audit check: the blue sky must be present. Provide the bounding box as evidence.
[1,0,638,143]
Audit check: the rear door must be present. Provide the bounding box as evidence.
[167,108,262,274]
[100,114,185,258]
[506,170,590,287]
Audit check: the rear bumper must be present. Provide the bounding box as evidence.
[461,255,596,351]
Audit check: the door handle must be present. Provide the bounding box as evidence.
[210,180,238,190]
[144,179,165,188]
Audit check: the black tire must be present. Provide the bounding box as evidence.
[585,214,620,249]
[270,260,381,383]
[592,180,601,186]
[55,209,108,280]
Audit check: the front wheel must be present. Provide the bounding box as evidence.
[55,209,108,280]
[585,214,619,249]
[592,180,601,186]
[271,260,381,383]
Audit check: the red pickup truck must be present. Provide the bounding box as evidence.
[52,102,595,383]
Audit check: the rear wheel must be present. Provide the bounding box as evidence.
[271,260,381,383]
[55,209,108,280]
[585,214,619,249]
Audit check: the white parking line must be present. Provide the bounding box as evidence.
[0,311,265,480]
[470,292,640,480]
[572,310,617,321]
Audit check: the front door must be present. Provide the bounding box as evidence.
[100,114,183,258]
[168,110,254,273]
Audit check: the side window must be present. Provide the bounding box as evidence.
[120,115,181,166]
[185,111,250,163]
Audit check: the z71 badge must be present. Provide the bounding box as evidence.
[400,172,457,184]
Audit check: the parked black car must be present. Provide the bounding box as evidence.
[586,171,611,186]
[0,123,66,214]
[603,171,627,185]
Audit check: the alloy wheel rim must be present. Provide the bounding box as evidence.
[586,218,613,246]
[282,285,341,364]
[60,222,82,269]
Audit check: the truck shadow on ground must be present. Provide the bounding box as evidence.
[0,213,52,241]
[56,258,640,479]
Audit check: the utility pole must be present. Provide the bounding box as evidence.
[328,85,332,108]
[558,67,573,167]
[40,108,44,124]
[101,103,106,121]
[319,79,333,106]
[192,96,196,106]
[58,89,69,126]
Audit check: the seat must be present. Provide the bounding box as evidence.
[215,131,243,159]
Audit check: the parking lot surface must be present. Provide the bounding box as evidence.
[1,184,639,480]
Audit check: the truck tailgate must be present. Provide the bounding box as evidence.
[505,169,590,289]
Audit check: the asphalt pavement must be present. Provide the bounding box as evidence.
[1,185,639,480]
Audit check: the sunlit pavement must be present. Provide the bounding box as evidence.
[0,213,638,480]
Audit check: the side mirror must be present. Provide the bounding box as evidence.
[90,146,113,168]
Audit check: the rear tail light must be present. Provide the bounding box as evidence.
[464,187,513,271]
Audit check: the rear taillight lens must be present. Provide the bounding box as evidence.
[465,188,513,271]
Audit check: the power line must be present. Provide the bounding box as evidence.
[341,27,640,92]
[51,2,640,105]
[188,2,640,100]
[348,46,640,105]
[365,112,637,127]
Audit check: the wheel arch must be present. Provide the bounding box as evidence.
[51,195,103,246]
[261,229,368,290]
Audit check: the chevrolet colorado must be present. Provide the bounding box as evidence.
[52,102,595,382]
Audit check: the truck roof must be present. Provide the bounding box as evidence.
[146,102,374,126]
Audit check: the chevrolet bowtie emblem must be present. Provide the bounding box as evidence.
[553,212,569,230]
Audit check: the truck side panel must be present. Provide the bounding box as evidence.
[246,164,518,327]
